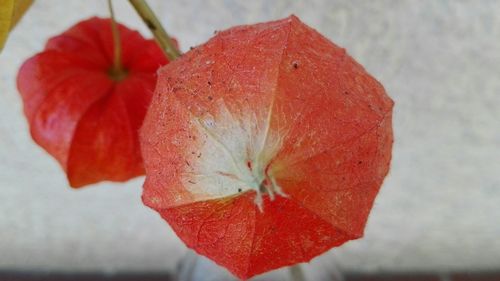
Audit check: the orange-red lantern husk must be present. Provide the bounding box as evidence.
[141,15,393,280]
[17,17,170,187]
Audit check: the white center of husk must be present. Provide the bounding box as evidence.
[183,99,286,211]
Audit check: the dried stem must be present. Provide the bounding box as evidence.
[107,0,123,75]
[128,0,181,60]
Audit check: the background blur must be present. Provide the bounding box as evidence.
[0,0,499,277]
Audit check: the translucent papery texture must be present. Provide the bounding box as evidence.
[141,15,393,280]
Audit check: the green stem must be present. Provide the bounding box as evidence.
[107,0,122,74]
[128,0,181,60]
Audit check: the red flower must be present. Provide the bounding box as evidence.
[17,17,169,187]
[141,15,393,279]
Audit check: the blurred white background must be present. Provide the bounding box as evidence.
[0,0,499,275]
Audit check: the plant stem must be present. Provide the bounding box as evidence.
[128,0,181,60]
[107,0,122,74]
[290,264,306,281]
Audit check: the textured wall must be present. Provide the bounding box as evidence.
[0,0,499,275]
